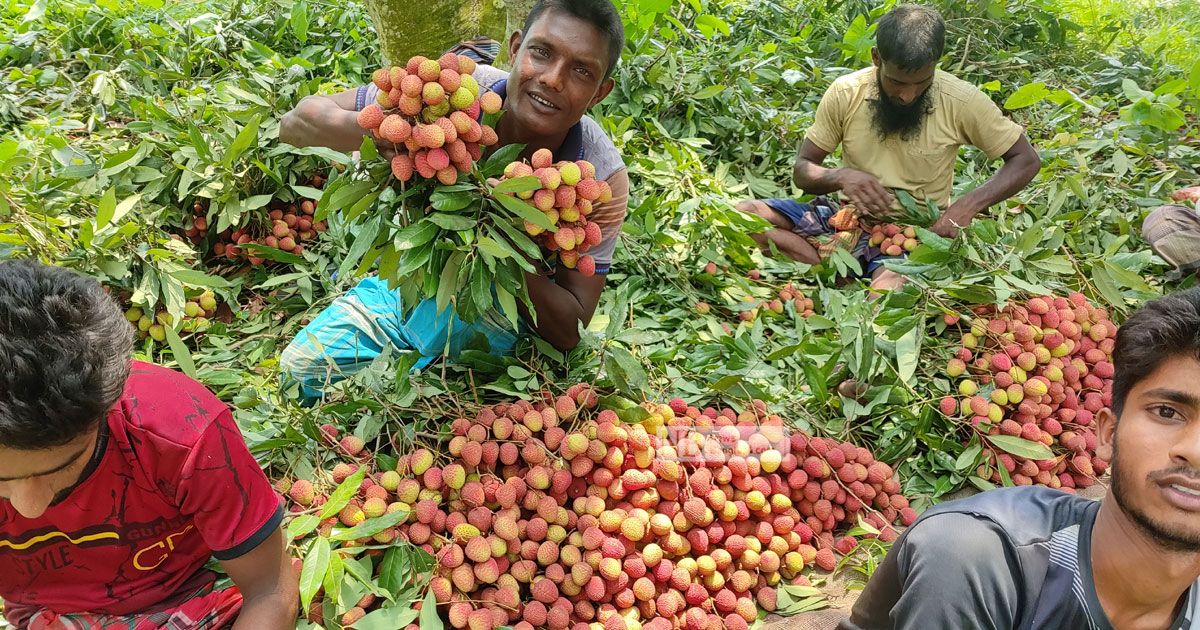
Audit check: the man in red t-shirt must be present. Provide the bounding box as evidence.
[0,260,298,629]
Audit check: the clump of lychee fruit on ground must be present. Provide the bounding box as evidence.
[212,198,327,263]
[938,292,1116,490]
[279,389,919,630]
[124,289,219,343]
[356,53,501,185]
[495,148,612,277]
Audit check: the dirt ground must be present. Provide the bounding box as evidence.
[759,481,1109,629]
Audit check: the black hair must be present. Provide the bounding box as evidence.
[1111,287,1200,417]
[0,260,134,449]
[875,4,946,72]
[523,0,625,80]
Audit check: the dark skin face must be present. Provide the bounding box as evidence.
[501,9,615,153]
[1099,355,1200,549]
[1089,355,1200,630]
[870,48,936,107]
[0,427,99,519]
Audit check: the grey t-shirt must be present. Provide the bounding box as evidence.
[841,486,1200,630]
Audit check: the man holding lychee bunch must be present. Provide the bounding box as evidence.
[279,0,628,400]
[0,261,297,629]
[738,4,1041,291]
[841,288,1200,629]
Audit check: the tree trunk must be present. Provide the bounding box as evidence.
[362,0,538,67]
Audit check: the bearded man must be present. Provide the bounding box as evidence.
[736,4,1040,290]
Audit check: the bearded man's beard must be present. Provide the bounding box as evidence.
[870,76,933,141]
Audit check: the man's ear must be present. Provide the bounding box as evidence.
[1095,407,1117,462]
[870,47,882,68]
[508,30,523,64]
[588,77,615,109]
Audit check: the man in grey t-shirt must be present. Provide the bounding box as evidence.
[844,288,1200,630]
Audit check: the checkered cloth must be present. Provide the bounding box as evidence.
[1142,204,1200,276]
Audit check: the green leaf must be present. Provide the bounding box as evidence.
[986,435,1054,460]
[436,251,466,315]
[895,325,920,382]
[694,84,726,99]
[330,509,410,541]
[394,220,440,250]
[224,115,262,168]
[322,550,344,605]
[287,514,321,540]
[431,189,474,212]
[162,325,197,379]
[318,180,376,222]
[427,213,477,231]
[377,547,410,597]
[338,215,383,279]
[299,537,331,611]
[290,0,309,43]
[167,268,233,288]
[319,467,367,520]
[1090,263,1125,309]
[95,188,117,228]
[491,176,541,195]
[1190,58,1200,100]
[419,589,443,630]
[356,607,420,630]
[493,193,556,231]
[1004,82,1050,109]
[241,243,306,265]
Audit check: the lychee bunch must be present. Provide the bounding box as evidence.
[496,148,612,277]
[867,223,920,257]
[212,198,326,263]
[355,53,501,186]
[938,292,1117,490]
[279,386,918,629]
[123,290,218,343]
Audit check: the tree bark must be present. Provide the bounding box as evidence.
[362,0,538,67]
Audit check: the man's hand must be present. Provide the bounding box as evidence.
[837,169,896,217]
[929,201,979,238]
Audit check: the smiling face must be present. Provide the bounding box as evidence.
[505,8,615,141]
[1099,354,1200,551]
[0,426,99,519]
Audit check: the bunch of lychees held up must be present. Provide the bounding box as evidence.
[356,53,502,186]
[496,148,612,277]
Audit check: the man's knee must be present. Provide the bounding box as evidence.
[735,200,765,216]
[1141,204,1189,241]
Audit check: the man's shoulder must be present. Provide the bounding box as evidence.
[917,486,1097,546]
[117,361,229,448]
[933,69,991,105]
[473,64,508,91]
[827,67,875,96]
[577,115,625,181]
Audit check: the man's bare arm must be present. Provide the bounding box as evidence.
[279,89,375,153]
[522,270,606,352]
[223,528,299,630]
[793,138,895,214]
[932,134,1041,237]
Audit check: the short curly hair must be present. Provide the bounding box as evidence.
[0,260,134,449]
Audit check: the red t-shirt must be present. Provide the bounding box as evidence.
[0,361,283,625]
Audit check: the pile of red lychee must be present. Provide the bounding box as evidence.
[279,388,918,629]
[938,293,1116,490]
